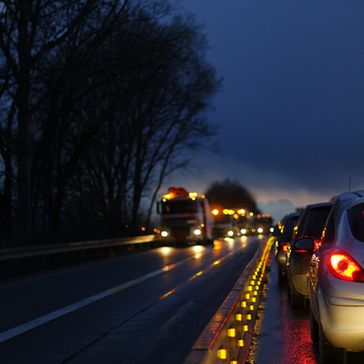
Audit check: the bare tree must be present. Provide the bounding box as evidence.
[0,0,131,242]
[0,1,219,244]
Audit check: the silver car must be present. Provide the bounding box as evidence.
[308,191,364,363]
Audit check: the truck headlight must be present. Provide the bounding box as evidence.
[193,228,202,236]
[227,230,234,237]
[257,227,263,234]
[161,231,169,238]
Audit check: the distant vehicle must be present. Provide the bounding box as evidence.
[211,208,235,238]
[234,214,251,236]
[157,187,213,244]
[287,202,333,308]
[309,191,364,363]
[251,214,273,235]
[275,212,301,281]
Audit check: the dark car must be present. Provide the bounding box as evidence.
[275,212,301,281]
[287,202,333,308]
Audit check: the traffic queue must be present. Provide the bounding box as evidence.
[274,190,364,364]
[156,186,273,244]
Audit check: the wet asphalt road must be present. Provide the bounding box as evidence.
[252,255,364,364]
[252,255,317,364]
[0,236,261,364]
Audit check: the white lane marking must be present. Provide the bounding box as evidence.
[0,240,248,344]
[0,247,182,288]
[0,256,192,344]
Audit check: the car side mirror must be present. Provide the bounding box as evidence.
[294,237,315,252]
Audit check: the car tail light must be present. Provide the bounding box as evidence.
[282,243,289,252]
[314,239,321,251]
[328,252,364,283]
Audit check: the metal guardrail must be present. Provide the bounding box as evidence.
[185,236,275,364]
[0,234,158,278]
[0,234,156,261]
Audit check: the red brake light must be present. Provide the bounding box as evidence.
[314,239,321,251]
[328,252,364,283]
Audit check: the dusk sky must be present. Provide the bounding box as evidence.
[166,0,364,219]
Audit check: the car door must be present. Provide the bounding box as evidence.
[309,208,335,318]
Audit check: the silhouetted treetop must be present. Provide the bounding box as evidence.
[205,179,260,213]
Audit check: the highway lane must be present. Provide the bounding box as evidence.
[0,236,262,364]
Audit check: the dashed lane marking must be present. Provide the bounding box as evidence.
[0,256,191,344]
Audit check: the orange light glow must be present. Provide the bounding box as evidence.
[163,192,174,200]
[189,271,204,281]
[160,288,176,300]
[193,245,204,254]
[160,246,172,256]
[162,264,176,272]
[212,209,220,216]
[189,192,198,200]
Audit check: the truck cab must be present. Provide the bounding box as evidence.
[157,187,213,244]
[211,209,235,238]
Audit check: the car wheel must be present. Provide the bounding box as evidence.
[310,309,319,344]
[319,325,345,364]
[289,284,304,309]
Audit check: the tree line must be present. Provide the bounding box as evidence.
[206,179,261,213]
[0,0,219,245]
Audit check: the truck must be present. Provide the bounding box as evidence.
[211,208,236,238]
[251,214,274,235]
[157,187,214,244]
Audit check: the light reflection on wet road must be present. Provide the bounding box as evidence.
[251,254,317,364]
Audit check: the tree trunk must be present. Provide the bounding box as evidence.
[16,2,32,243]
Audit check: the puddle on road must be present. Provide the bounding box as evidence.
[247,257,318,364]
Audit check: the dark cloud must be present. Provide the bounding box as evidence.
[180,0,364,196]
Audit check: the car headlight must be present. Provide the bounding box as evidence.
[161,230,169,238]
[257,227,264,234]
[241,228,247,235]
[227,230,234,237]
[193,229,202,236]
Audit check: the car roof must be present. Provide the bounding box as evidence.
[281,212,300,222]
[333,190,364,214]
[335,190,364,203]
[305,201,333,210]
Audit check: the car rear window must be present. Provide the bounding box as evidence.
[281,216,299,241]
[349,203,364,242]
[299,206,331,239]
